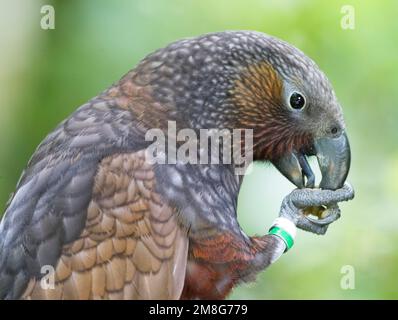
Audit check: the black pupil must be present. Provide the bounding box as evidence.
[290,92,305,109]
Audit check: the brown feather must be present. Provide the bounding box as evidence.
[23,150,189,299]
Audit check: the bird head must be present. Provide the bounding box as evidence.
[130,31,351,189]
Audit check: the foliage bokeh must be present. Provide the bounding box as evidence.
[0,0,397,299]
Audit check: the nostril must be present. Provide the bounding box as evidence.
[331,126,339,135]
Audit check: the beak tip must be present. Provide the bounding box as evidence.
[315,132,351,190]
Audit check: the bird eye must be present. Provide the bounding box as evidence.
[289,92,306,110]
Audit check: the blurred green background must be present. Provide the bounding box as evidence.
[1,0,397,299]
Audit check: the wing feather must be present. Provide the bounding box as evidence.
[0,95,188,299]
[22,151,188,300]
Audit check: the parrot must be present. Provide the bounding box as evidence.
[0,31,354,300]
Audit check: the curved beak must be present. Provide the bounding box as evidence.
[272,132,351,190]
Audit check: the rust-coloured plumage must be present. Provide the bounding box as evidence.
[22,151,188,299]
[182,232,276,299]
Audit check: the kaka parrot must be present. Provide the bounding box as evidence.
[0,31,354,300]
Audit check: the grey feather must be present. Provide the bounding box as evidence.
[0,99,147,299]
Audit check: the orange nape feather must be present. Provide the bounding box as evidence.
[231,61,312,161]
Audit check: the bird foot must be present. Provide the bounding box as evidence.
[279,182,354,235]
